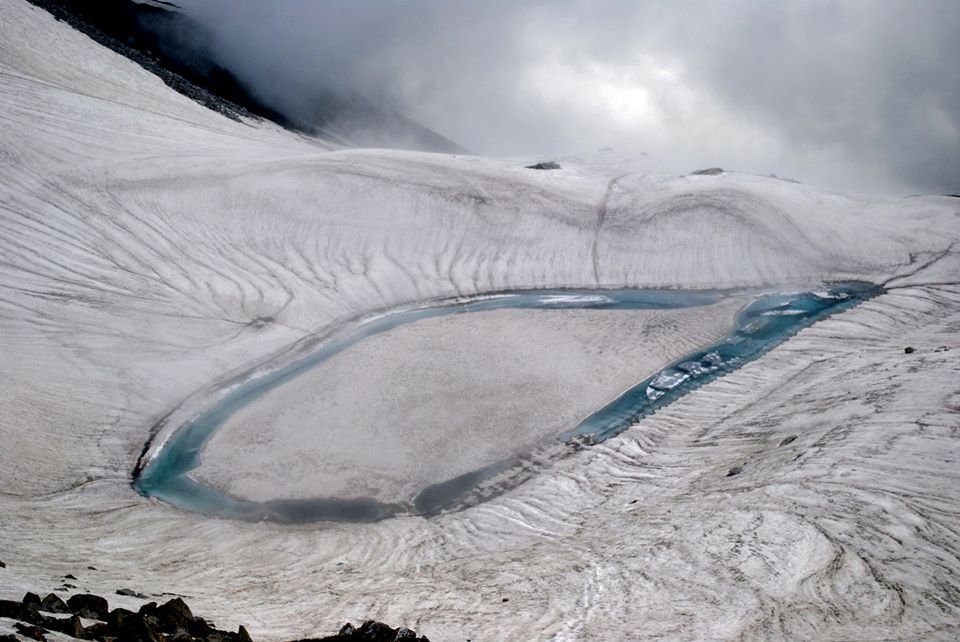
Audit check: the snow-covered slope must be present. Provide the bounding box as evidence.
[1,1,959,640]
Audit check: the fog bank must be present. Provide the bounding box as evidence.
[175,0,960,195]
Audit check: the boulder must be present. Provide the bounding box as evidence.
[67,593,109,620]
[22,593,41,608]
[117,587,149,599]
[189,615,215,638]
[44,614,86,639]
[358,620,397,640]
[119,613,164,642]
[690,167,724,175]
[104,608,164,642]
[107,606,137,630]
[155,597,195,633]
[0,599,23,619]
[65,615,87,639]
[0,598,43,624]
[526,161,561,170]
[13,622,47,641]
[40,593,70,614]
[238,624,254,642]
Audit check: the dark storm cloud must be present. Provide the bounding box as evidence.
[175,0,959,194]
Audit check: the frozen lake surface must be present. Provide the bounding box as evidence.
[135,283,879,522]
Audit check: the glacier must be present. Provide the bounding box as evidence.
[1,1,959,640]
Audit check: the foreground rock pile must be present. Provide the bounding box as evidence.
[0,591,429,641]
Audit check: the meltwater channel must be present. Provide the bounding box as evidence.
[135,282,881,522]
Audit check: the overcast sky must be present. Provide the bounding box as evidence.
[176,0,959,195]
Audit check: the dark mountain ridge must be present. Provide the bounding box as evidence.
[25,0,468,154]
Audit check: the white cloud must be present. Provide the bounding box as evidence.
[176,0,960,194]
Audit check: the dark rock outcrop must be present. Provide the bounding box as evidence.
[526,161,562,170]
[67,593,109,620]
[23,0,254,125]
[3,586,431,642]
[690,167,724,176]
[306,620,431,642]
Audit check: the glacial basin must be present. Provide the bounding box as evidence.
[134,283,880,522]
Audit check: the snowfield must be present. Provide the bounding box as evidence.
[1,2,959,640]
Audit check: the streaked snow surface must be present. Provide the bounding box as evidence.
[1,2,959,640]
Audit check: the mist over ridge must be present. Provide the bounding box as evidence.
[169,0,960,195]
